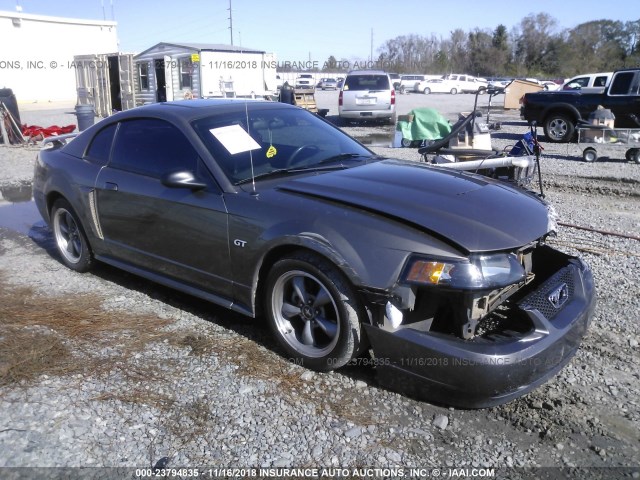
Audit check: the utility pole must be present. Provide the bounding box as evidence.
[370,28,373,64]
[228,0,233,46]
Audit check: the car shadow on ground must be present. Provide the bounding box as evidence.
[27,225,380,388]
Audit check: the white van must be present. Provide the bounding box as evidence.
[562,72,612,93]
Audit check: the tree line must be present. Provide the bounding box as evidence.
[323,13,640,79]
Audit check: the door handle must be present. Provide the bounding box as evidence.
[104,182,118,191]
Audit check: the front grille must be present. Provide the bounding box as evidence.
[518,266,575,320]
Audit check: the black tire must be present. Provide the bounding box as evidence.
[450,88,458,95]
[544,113,575,143]
[265,252,364,372]
[583,147,597,163]
[50,198,94,272]
[423,87,431,95]
[401,138,413,148]
[387,112,397,126]
[632,149,640,164]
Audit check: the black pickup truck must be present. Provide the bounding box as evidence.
[521,68,640,142]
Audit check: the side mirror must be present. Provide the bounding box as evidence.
[161,170,207,190]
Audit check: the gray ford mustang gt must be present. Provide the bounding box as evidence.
[33,99,596,408]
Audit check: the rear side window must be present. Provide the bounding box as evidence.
[594,76,608,87]
[609,72,634,95]
[85,123,117,165]
[110,118,199,177]
[344,75,390,91]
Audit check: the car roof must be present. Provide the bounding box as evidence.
[109,99,298,123]
[59,100,301,158]
[346,70,388,75]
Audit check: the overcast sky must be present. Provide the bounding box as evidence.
[2,0,639,62]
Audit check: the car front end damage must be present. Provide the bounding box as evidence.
[361,242,596,408]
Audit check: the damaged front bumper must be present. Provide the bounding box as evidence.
[363,257,596,408]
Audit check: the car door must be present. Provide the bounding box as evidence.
[94,117,232,297]
[606,70,640,126]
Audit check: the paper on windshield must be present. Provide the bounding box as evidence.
[209,124,261,155]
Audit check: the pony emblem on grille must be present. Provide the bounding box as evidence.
[548,283,569,309]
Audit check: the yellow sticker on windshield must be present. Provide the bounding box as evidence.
[266,145,277,158]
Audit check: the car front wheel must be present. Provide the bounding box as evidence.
[544,113,575,142]
[423,87,431,94]
[265,252,364,371]
[51,198,94,272]
[450,88,458,95]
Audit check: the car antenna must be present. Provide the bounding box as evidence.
[244,100,258,196]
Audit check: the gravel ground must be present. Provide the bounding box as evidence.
[0,93,639,477]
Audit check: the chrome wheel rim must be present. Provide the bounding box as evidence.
[272,270,340,358]
[549,119,567,140]
[53,208,83,264]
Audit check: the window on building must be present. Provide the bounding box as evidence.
[138,62,149,90]
[179,57,194,89]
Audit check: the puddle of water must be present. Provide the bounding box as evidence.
[0,200,45,236]
[353,131,403,148]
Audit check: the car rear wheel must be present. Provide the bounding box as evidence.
[450,88,458,95]
[544,113,575,143]
[265,252,364,371]
[51,198,94,272]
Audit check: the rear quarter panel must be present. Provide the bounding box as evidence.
[34,148,102,240]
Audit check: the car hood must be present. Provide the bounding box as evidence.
[279,159,550,253]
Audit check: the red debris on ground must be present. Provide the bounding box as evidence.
[22,124,76,139]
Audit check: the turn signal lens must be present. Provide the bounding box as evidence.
[406,261,449,285]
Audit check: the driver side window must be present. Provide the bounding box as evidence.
[110,118,199,177]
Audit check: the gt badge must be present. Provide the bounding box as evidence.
[233,239,247,248]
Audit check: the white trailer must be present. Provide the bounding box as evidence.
[133,42,278,105]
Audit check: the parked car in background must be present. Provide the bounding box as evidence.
[33,99,595,408]
[339,70,395,124]
[487,77,511,91]
[521,68,640,142]
[562,72,612,93]
[540,81,561,91]
[295,74,315,89]
[318,78,337,90]
[416,78,458,94]
[443,74,488,93]
[389,73,401,90]
[399,74,429,93]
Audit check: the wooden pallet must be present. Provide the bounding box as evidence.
[293,89,317,113]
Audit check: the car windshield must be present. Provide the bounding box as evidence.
[192,105,373,185]
[343,74,390,91]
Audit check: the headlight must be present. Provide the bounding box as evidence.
[403,253,525,290]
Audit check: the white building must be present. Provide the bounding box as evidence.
[133,42,279,104]
[0,10,118,103]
